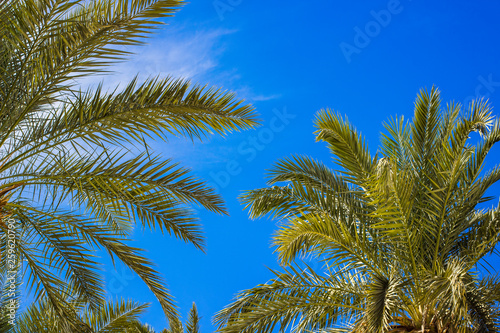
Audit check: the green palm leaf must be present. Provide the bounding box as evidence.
[0,0,259,330]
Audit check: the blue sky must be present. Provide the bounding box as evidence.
[96,0,500,330]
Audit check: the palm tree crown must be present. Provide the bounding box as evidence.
[216,87,500,332]
[0,0,258,330]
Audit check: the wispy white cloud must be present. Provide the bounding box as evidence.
[133,28,235,81]
[234,86,282,102]
[71,24,281,165]
[75,26,281,104]
[76,27,235,90]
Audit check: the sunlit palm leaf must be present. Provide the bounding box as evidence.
[0,0,259,330]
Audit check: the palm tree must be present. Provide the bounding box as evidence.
[215,87,500,332]
[13,297,201,333]
[0,0,258,330]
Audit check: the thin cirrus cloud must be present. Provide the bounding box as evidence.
[76,26,280,104]
[75,27,230,89]
[73,26,280,169]
[130,28,231,82]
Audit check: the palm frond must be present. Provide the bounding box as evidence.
[314,109,375,182]
[186,302,201,333]
[215,265,366,333]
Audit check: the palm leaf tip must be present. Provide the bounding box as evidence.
[186,302,201,333]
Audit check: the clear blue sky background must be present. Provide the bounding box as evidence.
[96,1,500,331]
